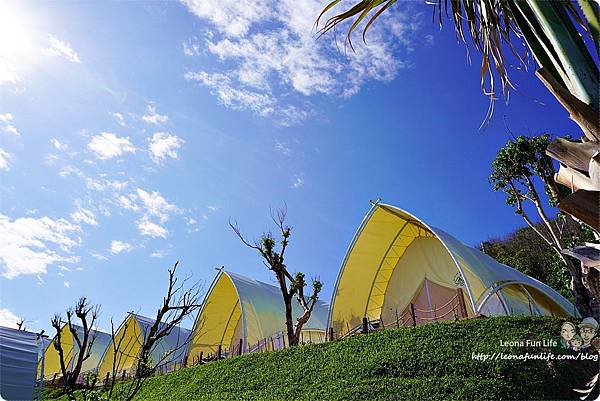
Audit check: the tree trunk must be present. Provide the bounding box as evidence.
[568,259,594,317]
[283,295,297,346]
[581,263,600,320]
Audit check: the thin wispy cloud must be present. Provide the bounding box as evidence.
[59,165,84,178]
[148,132,184,164]
[110,240,133,254]
[275,139,292,156]
[142,104,168,125]
[50,138,68,151]
[70,206,98,226]
[43,35,81,63]
[182,0,421,125]
[112,112,126,126]
[0,113,19,136]
[86,177,128,192]
[150,249,169,258]
[137,216,168,238]
[88,132,136,160]
[291,176,304,189]
[0,148,11,170]
[183,37,201,56]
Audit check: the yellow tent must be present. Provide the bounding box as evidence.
[96,314,191,379]
[329,203,576,338]
[187,270,328,362]
[38,324,111,380]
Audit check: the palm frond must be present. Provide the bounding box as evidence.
[316,0,597,126]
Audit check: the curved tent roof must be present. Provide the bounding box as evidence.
[39,324,111,380]
[329,203,576,338]
[187,270,328,360]
[97,314,191,378]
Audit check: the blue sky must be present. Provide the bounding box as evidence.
[0,0,581,333]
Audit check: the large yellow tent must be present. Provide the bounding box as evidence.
[329,203,576,338]
[187,270,328,361]
[96,314,191,379]
[38,324,111,380]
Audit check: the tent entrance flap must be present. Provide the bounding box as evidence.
[381,279,467,326]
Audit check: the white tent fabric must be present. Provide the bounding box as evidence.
[0,326,42,401]
[187,270,329,360]
[328,203,577,338]
[134,315,192,367]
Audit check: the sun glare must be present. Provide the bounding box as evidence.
[0,1,38,84]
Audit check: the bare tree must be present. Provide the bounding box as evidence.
[107,318,129,398]
[50,297,99,398]
[109,261,202,401]
[230,206,322,346]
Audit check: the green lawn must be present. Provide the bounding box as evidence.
[42,316,598,400]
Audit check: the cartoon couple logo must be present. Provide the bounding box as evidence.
[561,317,599,352]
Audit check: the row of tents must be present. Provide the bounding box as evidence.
[1,203,577,400]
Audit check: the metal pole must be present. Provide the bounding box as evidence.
[362,317,369,334]
[37,335,45,401]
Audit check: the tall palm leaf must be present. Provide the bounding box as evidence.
[317,0,599,133]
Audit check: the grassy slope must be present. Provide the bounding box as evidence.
[43,316,598,400]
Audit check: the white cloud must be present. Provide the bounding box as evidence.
[91,252,108,261]
[0,148,11,170]
[50,138,68,151]
[150,249,169,258]
[45,154,59,165]
[2,125,19,136]
[207,205,221,212]
[0,214,81,279]
[70,207,98,226]
[59,166,84,178]
[183,37,201,56]
[112,112,126,126]
[86,177,128,192]
[148,132,184,164]
[185,71,275,116]
[0,113,13,122]
[117,194,139,211]
[63,281,71,288]
[59,265,71,272]
[43,35,81,63]
[291,176,304,188]
[275,139,291,156]
[137,217,168,239]
[182,0,421,125]
[183,0,272,37]
[186,217,197,226]
[136,188,180,223]
[0,308,22,328]
[88,132,136,160]
[142,104,168,125]
[110,240,133,254]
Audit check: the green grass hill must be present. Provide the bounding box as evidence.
[42,316,599,400]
